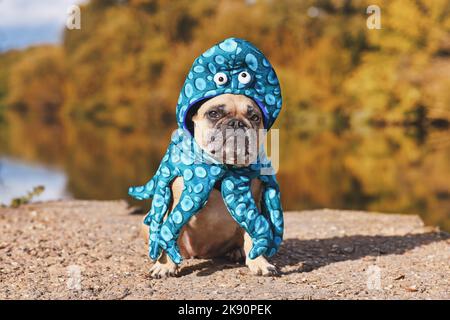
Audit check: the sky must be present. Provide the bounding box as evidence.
[0,0,86,51]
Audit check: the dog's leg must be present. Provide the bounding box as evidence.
[243,232,278,276]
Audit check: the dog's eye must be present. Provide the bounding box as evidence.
[238,71,251,84]
[213,72,228,86]
[208,110,221,119]
[250,114,260,122]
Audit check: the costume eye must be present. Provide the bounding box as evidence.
[250,114,260,122]
[213,72,228,86]
[238,71,252,84]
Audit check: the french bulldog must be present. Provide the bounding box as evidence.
[145,94,278,278]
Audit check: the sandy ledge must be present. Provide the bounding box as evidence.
[0,200,449,299]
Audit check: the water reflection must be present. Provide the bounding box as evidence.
[0,112,449,231]
[0,157,70,204]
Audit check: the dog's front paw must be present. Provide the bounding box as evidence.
[246,257,279,276]
[149,261,179,279]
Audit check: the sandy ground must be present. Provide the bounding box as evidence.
[0,200,449,300]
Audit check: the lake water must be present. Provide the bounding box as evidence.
[0,157,70,203]
[1,113,449,231]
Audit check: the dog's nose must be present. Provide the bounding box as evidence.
[227,119,246,129]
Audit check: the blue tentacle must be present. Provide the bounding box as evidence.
[259,174,284,257]
[156,164,225,264]
[129,145,179,261]
[145,183,172,260]
[128,176,157,200]
[221,174,274,259]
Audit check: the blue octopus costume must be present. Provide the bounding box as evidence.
[129,38,283,264]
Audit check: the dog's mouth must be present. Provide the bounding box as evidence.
[205,128,260,166]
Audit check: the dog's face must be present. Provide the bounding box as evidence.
[191,94,264,166]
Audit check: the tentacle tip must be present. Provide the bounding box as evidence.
[249,245,267,260]
[166,247,182,264]
[143,216,151,225]
[172,256,182,264]
[149,252,159,261]
[168,252,182,264]
[128,188,143,200]
[150,243,163,260]
[266,248,277,258]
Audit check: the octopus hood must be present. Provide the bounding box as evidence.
[129,38,284,264]
[177,37,282,130]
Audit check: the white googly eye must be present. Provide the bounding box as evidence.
[213,72,228,86]
[238,71,252,84]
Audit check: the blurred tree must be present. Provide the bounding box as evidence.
[6,46,66,120]
[2,0,449,126]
